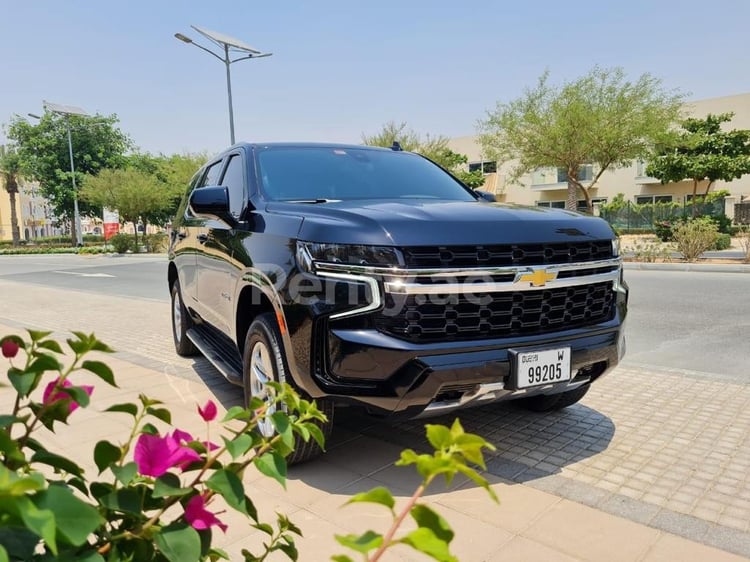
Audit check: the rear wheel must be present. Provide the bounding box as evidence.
[242,312,334,464]
[171,281,198,356]
[518,383,590,413]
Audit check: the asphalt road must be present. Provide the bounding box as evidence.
[1,254,747,378]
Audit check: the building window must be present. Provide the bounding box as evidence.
[537,198,607,212]
[556,165,594,183]
[636,195,673,205]
[468,160,497,174]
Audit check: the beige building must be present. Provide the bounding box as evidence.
[449,92,750,217]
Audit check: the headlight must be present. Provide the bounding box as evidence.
[296,241,403,271]
[611,238,620,258]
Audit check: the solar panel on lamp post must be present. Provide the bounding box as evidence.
[174,26,271,145]
[30,102,89,247]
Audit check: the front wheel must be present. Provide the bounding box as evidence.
[171,281,198,357]
[518,383,590,413]
[242,312,334,464]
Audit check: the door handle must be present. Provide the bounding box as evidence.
[197,234,209,244]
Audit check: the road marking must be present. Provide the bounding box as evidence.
[52,271,116,278]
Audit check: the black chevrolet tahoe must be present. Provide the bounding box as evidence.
[168,142,628,462]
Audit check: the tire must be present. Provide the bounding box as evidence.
[242,312,334,464]
[171,281,199,357]
[518,383,590,413]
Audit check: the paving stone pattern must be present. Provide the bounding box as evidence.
[2,279,750,557]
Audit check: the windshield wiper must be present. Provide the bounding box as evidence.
[283,198,341,204]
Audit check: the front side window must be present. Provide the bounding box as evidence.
[220,154,245,218]
[256,147,476,202]
[200,161,224,187]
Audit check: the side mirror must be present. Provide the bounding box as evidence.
[475,190,496,202]
[189,186,237,227]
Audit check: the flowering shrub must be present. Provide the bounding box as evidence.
[0,330,497,562]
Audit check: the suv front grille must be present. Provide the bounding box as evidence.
[375,281,617,342]
[402,241,614,268]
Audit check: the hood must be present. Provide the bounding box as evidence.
[267,199,616,246]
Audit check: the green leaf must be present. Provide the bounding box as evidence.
[0,528,39,561]
[208,547,230,561]
[0,544,8,562]
[100,488,142,515]
[146,406,172,424]
[26,353,62,374]
[34,484,104,547]
[426,424,452,450]
[0,415,26,428]
[81,360,117,387]
[153,473,193,498]
[154,523,202,562]
[334,531,383,554]
[60,385,91,409]
[31,450,84,478]
[270,411,295,451]
[111,462,138,486]
[331,556,355,562]
[140,422,160,435]
[304,422,325,450]
[28,329,53,342]
[94,440,121,473]
[410,505,454,544]
[398,527,456,562]
[222,405,251,422]
[455,465,499,504]
[206,469,247,514]
[8,370,36,397]
[104,402,139,417]
[138,394,163,408]
[273,536,298,560]
[0,466,46,495]
[253,451,287,489]
[223,434,254,460]
[345,487,395,512]
[16,495,57,555]
[0,430,24,465]
[37,339,63,354]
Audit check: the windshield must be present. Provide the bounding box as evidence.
[256,146,477,202]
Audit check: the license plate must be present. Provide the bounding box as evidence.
[515,348,571,389]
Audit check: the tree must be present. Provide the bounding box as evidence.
[127,152,207,228]
[79,168,174,250]
[646,113,750,214]
[0,145,21,246]
[478,67,684,212]
[6,112,131,244]
[362,121,485,189]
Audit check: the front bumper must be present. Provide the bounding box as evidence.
[306,317,625,418]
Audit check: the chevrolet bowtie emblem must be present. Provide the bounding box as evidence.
[518,269,557,287]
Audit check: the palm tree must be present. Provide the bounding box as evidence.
[0,145,22,246]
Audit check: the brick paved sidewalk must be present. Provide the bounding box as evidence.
[1,321,746,561]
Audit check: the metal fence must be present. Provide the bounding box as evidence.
[600,200,725,231]
[735,202,750,225]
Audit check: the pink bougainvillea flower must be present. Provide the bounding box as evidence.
[133,432,201,477]
[170,429,218,452]
[197,399,217,422]
[172,429,194,444]
[1,338,19,359]
[42,378,94,413]
[185,494,227,533]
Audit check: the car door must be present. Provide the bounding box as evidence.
[171,171,205,310]
[193,157,229,329]
[194,151,251,335]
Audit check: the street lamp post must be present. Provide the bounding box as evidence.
[30,101,89,247]
[174,26,271,145]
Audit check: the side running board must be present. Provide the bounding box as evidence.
[186,327,243,386]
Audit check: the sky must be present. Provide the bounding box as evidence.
[1,0,749,157]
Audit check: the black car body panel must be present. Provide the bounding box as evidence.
[168,143,627,418]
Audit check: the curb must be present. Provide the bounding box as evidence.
[624,262,750,273]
